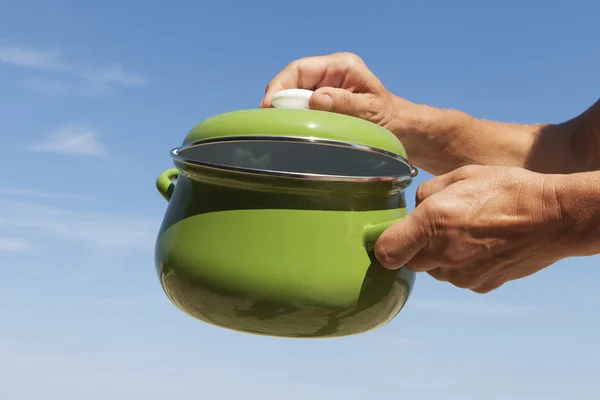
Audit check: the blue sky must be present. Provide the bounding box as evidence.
[0,0,598,399]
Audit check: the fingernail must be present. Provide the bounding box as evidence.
[314,93,333,111]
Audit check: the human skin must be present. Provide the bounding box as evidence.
[261,52,600,293]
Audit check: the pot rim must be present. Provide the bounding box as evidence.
[170,135,418,183]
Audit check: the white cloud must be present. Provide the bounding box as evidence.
[28,124,107,157]
[0,238,31,252]
[0,187,80,200]
[385,337,424,348]
[367,330,424,348]
[23,77,70,95]
[0,199,159,251]
[410,298,537,317]
[0,44,66,70]
[0,341,275,400]
[0,42,148,96]
[81,64,148,87]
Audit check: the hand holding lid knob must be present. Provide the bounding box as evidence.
[271,89,314,110]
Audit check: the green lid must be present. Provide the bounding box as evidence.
[182,108,408,159]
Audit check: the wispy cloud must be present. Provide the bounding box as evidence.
[0,42,148,96]
[0,199,159,251]
[0,44,66,70]
[0,340,271,399]
[385,337,424,348]
[368,330,424,348]
[28,124,107,157]
[0,238,31,252]
[0,187,80,200]
[80,64,148,87]
[410,299,537,317]
[23,77,70,96]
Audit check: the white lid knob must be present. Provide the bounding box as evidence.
[271,89,314,110]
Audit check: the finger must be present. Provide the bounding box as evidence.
[426,268,459,283]
[261,53,360,108]
[309,87,361,116]
[261,56,335,107]
[415,176,455,205]
[471,281,503,294]
[415,165,482,205]
[427,268,474,289]
[404,251,439,272]
[374,212,429,270]
[415,171,465,205]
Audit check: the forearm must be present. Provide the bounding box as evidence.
[390,96,600,176]
[556,170,600,258]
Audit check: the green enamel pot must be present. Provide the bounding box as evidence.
[155,90,418,338]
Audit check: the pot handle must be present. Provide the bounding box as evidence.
[363,219,401,252]
[156,168,179,201]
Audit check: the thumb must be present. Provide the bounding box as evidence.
[373,211,429,270]
[309,87,360,117]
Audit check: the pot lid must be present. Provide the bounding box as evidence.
[181,89,408,159]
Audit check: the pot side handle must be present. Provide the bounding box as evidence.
[156,168,179,201]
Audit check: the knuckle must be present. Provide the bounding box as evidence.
[452,280,473,290]
[415,182,432,204]
[471,285,494,294]
[286,58,307,74]
[337,52,363,65]
[410,202,441,238]
[440,250,465,267]
[472,281,502,294]
[427,268,447,281]
[378,100,397,130]
[341,93,357,113]
[426,197,455,222]
[455,165,481,179]
[405,258,431,272]
[358,96,381,121]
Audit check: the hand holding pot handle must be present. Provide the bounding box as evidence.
[156,168,179,201]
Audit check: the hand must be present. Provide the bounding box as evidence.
[260,52,402,130]
[374,165,568,293]
[260,54,600,177]
[259,52,504,176]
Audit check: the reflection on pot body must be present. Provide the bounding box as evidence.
[159,259,413,338]
[232,146,272,170]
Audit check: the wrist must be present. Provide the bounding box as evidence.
[554,171,600,257]
[567,99,600,172]
[388,95,466,138]
[387,95,471,174]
